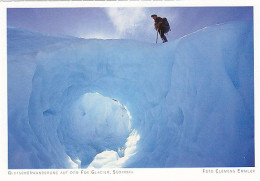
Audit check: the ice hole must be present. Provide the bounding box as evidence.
[57,92,133,168]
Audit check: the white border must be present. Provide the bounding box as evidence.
[0,1,259,181]
[0,4,8,180]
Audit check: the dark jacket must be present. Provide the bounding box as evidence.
[154,17,163,30]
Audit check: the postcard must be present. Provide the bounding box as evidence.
[0,0,259,181]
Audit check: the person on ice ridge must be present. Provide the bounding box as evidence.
[151,14,170,43]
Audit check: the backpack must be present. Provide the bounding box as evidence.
[162,18,170,33]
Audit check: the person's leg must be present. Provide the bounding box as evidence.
[159,28,168,43]
[162,34,168,43]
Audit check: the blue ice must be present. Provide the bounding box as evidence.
[8,21,254,168]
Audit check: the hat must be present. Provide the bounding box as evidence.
[151,14,157,18]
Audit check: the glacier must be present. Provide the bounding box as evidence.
[8,21,254,169]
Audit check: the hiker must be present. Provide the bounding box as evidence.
[151,14,170,43]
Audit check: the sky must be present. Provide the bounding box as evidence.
[7,7,253,43]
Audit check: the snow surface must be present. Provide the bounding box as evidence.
[8,21,254,168]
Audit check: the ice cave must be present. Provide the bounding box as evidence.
[8,21,254,168]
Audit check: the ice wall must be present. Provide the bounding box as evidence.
[8,21,254,168]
